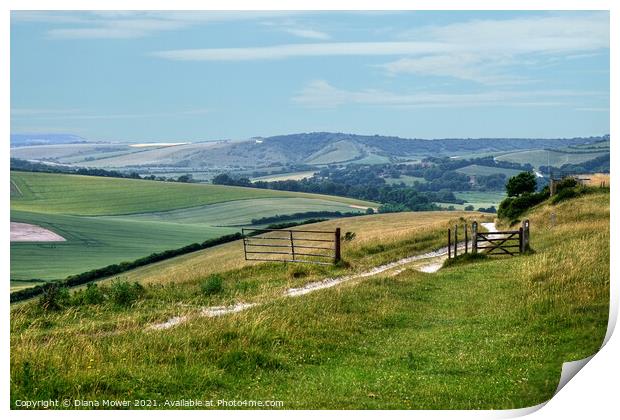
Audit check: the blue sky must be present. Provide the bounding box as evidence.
[10,10,610,142]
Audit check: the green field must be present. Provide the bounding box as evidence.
[455,191,506,207]
[10,171,375,282]
[11,210,234,281]
[10,192,609,408]
[455,164,522,178]
[495,149,608,169]
[11,171,375,216]
[105,197,364,227]
[306,140,362,165]
[435,191,505,211]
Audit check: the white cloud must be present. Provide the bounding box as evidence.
[377,12,609,84]
[151,41,449,61]
[282,28,331,40]
[149,12,608,87]
[152,12,608,61]
[378,54,532,85]
[292,80,606,109]
[13,11,305,40]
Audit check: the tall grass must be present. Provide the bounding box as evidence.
[10,193,608,409]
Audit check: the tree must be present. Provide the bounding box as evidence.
[505,172,537,197]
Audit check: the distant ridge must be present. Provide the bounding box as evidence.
[10,133,88,148]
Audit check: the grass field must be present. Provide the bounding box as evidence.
[11,171,375,216]
[10,191,609,409]
[10,210,236,281]
[305,140,362,165]
[455,191,506,208]
[455,164,522,178]
[104,197,365,227]
[93,211,488,287]
[10,171,375,282]
[495,149,608,169]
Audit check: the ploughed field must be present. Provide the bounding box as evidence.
[10,171,375,285]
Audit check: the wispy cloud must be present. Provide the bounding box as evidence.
[292,80,606,109]
[150,12,608,87]
[151,41,448,61]
[282,28,330,40]
[13,11,304,40]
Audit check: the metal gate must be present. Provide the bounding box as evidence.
[242,227,341,265]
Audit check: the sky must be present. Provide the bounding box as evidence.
[10,10,610,142]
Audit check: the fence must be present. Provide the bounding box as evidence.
[447,220,530,258]
[242,227,341,265]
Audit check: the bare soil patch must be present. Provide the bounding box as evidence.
[10,222,66,242]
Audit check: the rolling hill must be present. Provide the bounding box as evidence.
[10,171,375,283]
[10,132,607,171]
[10,190,609,409]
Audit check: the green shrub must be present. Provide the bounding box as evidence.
[38,283,70,311]
[498,190,548,220]
[551,185,591,204]
[555,177,578,192]
[506,172,537,197]
[201,275,224,296]
[109,280,144,307]
[81,283,106,305]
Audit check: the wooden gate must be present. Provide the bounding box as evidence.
[447,220,530,258]
[242,227,341,265]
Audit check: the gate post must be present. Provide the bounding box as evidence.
[472,221,478,254]
[464,224,468,254]
[290,230,296,261]
[334,228,341,263]
[454,224,458,257]
[448,228,451,259]
[522,219,530,252]
[519,227,524,253]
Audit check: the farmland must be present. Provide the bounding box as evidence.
[10,191,609,409]
[455,164,522,178]
[495,149,609,169]
[10,171,375,283]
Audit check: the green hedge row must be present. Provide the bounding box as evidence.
[10,232,243,303]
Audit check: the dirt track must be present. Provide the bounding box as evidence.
[10,222,66,242]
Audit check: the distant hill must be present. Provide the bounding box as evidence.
[10,133,88,147]
[9,131,609,170]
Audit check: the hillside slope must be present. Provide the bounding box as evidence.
[10,190,609,409]
[10,171,375,282]
[10,132,605,169]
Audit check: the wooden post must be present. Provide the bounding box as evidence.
[472,221,478,254]
[522,219,530,252]
[454,224,458,257]
[290,230,295,261]
[242,229,248,260]
[549,178,557,196]
[334,228,341,263]
[464,224,468,254]
[448,228,451,259]
[519,227,524,253]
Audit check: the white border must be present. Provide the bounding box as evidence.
[2,1,616,419]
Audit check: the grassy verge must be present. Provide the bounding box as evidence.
[10,193,608,409]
